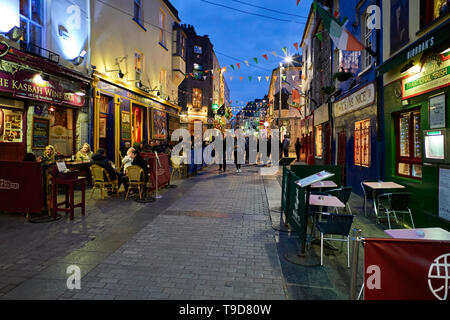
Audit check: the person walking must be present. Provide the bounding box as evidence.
[219,134,227,173]
[234,136,243,173]
[282,135,290,158]
[295,138,302,161]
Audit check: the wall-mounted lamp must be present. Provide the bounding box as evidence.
[3,26,23,42]
[75,89,86,96]
[71,50,87,66]
[400,61,416,74]
[105,56,127,79]
[33,73,49,86]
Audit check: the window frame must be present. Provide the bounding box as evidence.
[394,108,423,180]
[159,9,167,48]
[134,50,144,84]
[361,13,373,70]
[19,0,44,47]
[354,119,371,167]
[419,0,450,31]
[193,45,203,55]
[315,125,323,159]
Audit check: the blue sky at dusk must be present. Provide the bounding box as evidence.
[170,0,313,114]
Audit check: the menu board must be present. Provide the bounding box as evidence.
[439,169,450,222]
[429,93,446,129]
[121,111,131,140]
[0,108,23,143]
[32,116,50,149]
[295,171,335,188]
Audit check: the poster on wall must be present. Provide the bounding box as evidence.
[99,117,107,138]
[429,93,446,129]
[49,108,73,155]
[0,108,22,143]
[121,111,131,140]
[390,0,409,54]
[32,117,50,149]
[439,168,450,222]
[153,109,167,140]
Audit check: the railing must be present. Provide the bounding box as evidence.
[19,41,60,63]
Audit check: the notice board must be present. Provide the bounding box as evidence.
[439,168,450,222]
[32,116,50,149]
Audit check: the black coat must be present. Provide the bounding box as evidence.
[92,152,117,180]
[132,155,149,182]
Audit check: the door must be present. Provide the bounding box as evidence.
[99,94,115,162]
[324,123,331,165]
[337,130,346,185]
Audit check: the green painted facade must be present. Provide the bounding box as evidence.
[383,80,450,230]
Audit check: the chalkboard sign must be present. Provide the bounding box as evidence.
[32,116,49,149]
[121,111,131,140]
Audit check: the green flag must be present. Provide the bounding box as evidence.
[253,57,258,64]
[316,32,323,41]
[282,47,287,55]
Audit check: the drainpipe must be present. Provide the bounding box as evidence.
[375,0,384,181]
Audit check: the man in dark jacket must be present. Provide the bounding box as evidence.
[130,149,149,195]
[92,149,128,193]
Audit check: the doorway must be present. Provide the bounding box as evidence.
[99,94,115,162]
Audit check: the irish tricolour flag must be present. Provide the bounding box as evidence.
[314,1,365,51]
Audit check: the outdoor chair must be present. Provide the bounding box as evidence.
[170,156,185,179]
[90,164,119,200]
[376,192,414,229]
[315,212,354,268]
[328,186,353,215]
[125,165,145,200]
[361,179,381,216]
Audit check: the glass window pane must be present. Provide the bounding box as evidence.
[20,0,29,18]
[398,162,410,176]
[412,164,422,178]
[31,0,43,25]
[413,111,422,158]
[399,114,410,157]
[20,19,28,42]
[30,23,41,46]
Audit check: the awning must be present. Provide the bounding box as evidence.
[376,19,450,77]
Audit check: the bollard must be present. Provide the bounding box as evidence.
[350,228,362,300]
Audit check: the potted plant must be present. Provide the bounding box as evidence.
[332,70,353,82]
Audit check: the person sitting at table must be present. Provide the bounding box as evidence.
[121,147,135,172]
[141,144,153,153]
[76,143,93,162]
[129,149,149,196]
[120,142,131,158]
[23,153,37,162]
[92,148,128,194]
[40,145,56,164]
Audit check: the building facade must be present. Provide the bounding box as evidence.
[0,0,91,161]
[89,0,184,165]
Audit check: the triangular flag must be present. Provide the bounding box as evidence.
[253,58,258,64]
[316,32,323,41]
[230,77,233,81]
[262,54,268,61]
[272,51,278,57]
[240,77,243,81]
[293,42,299,51]
[236,63,240,69]
[292,75,296,81]
[230,65,235,70]
[282,75,287,81]
[273,76,278,81]
[296,0,301,6]
[313,0,365,51]
[282,47,287,55]
[249,76,252,81]
[244,60,249,66]
[223,67,227,73]
[203,76,207,80]
[266,76,270,82]
[258,76,262,82]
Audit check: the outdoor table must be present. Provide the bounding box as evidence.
[50,175,86,221]
[385,228,450,241]
[363,181,405,217]
[311,180,337,190]
[65,161,92,185]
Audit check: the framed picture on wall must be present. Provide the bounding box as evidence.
[429,93,446,129]
[99,117,107,138]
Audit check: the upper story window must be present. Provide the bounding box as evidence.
[361,13,373,70]
[390,0,409,54]
[134,0,144,27]
[159,9,167,47]
[20,0,44,49]
[194,45,203,55]
[134,51,144,82]
[420,0,449,29]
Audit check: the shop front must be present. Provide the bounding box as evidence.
[332,82,378,192]
[92,76,180,166]
[381,48,450,229]
[0,53,89,162]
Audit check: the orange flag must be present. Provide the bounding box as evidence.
[296,0,301,5]
[239,76,243,81]
[263,54,268,61]
[236,63,240,69]
[293,42,298,51]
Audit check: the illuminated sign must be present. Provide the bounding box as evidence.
[51,0,89,60]
[0,0,19,33]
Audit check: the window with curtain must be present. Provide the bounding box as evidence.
[192,88,202,109]
[420,0,449,29]
[396,110,422,179]
[159,10,167,46]
[354,119,371,167]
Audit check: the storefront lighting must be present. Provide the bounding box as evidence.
[400,61,415,74]
[71,50,87,66]
[441,48,450,55]
[75,89,86,96]
[49,106,55,112]
[33,73,49,87]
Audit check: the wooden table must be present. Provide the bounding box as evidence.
[363,181,405,217]
[310,194,345,208]
[385,228,450,241]
[311,180,337,190]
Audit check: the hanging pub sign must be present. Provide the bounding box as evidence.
[402,54,450,99]
[0,70,85,107]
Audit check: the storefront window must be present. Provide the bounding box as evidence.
[49,107,73,156]
[354,119,371,167]
[0,108,23,143]
[315,125,323,158]
[396,110,422,179]
[193,88,202,109]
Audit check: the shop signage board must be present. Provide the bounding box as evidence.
[364,238,450,300]
[333,83,375,118]
[429,93,446,129]
[314,104,329,126]
[402,55,450,99]
[0,71,85,107]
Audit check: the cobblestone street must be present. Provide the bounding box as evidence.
[0,166,287,300]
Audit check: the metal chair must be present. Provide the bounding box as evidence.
[315,212,354,268]
[125,165,145,200]
[90,164,119,200]
[328,187,353,215]
[361,179,381,217]
[377,192,414,229]
[170,156,184,179]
